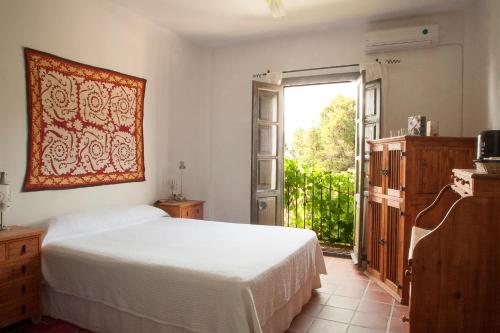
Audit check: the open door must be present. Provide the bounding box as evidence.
[353,74,381,265]
[251,81,284,225]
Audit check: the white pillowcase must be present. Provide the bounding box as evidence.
[42,204,168,245]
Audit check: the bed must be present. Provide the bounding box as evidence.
[40,205,327,333]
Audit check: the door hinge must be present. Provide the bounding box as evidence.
[400,186,406,192]
[400,211,406,216]
[400,151,407,158]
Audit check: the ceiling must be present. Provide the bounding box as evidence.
[109,0,471,46]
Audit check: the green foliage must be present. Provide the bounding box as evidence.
[284,158,355,245]
[289,95,356,172]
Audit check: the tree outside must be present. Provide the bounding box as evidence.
[284,86,356,246]
[288,95,356,172]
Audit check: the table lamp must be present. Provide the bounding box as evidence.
[0,172,11,230]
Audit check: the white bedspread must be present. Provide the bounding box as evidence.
[42,217,326,333]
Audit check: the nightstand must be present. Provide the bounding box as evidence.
[155,200,204,220]
[0,226,43,329]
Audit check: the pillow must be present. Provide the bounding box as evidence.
[43,204,168,245]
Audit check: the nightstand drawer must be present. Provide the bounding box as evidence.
[0,243,5,262]
[181,205,203,219]
[181,207,191,218]
[0,277,39,303]
[0,258,40,284]
[0,227,43,329]
[0,298,38,328]
[7,237,39,261]
[155,200,204,219]
[191,204,203,219]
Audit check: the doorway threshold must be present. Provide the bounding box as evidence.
[321,244,353,258]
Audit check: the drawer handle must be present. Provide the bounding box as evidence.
[21,305,27,314]
[21,285,26,295]
[21,244,27,254]
[21,264,26,274]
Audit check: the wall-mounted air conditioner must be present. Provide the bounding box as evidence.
[364,25,439,54]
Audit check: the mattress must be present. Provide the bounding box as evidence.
[41,209,326,333]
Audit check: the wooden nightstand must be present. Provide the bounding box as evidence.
[0,226,43,329]
[155,200,205,220]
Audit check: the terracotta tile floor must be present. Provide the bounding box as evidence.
[287,256,409,333]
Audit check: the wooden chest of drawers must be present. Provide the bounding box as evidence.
[0,227,42,329]
[155,200,204,220]
[366,136,476,304]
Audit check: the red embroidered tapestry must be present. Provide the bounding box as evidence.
[23,48,146,191]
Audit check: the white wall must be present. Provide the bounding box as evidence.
[165,47,213,210]
[464,0,500,135]
[0,0,209,225]
[376,45,463,137]
[0,1,485,226]
[209,11,467,224]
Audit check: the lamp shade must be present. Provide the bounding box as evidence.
[0,172,11,212]
[0,184,10,212]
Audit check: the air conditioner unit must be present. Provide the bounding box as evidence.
[364,25,439,54]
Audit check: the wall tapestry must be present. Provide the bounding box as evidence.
[23,48,146,191]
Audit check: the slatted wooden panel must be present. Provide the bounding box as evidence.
[369,201,383,272]
[371,151,384,187]
[386,205,400,284]
[388,149,401,192]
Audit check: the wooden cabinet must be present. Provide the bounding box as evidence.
[366,136,475,304]
[155,200,204,220]
[0,227,42,329]
[407,170,500,332]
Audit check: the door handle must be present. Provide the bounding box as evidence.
[258,201,267,211]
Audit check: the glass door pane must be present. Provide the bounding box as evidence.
[258,125,278,156]
[259,90,278,122]
[257,159,277,191]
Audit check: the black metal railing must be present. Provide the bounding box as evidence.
[284,164,355,245]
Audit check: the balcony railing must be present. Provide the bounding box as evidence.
[284,163,355,246]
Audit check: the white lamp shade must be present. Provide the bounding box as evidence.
[0,184,11,212]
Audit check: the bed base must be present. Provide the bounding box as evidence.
[42,275,320,333]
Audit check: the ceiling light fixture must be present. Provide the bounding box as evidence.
[265,0,285,18]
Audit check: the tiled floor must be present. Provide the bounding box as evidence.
[287,256,409,333]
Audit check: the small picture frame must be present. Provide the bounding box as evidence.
[408,115,427,136]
